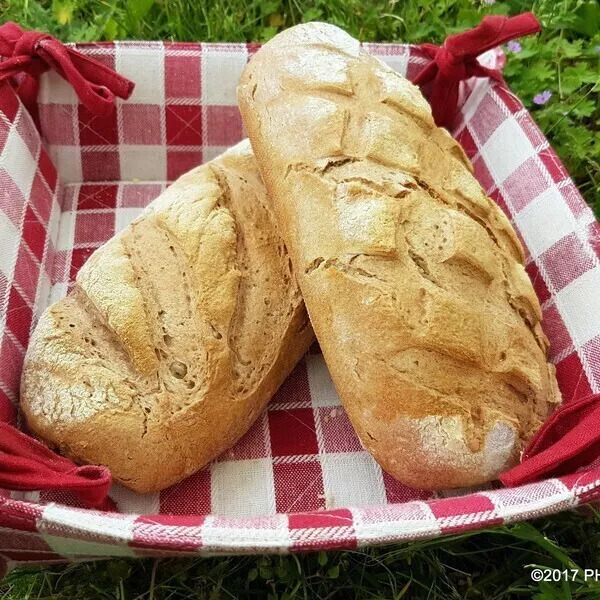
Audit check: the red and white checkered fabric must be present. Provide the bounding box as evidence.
[0,41,599,572]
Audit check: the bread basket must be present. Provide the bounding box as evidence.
[0,37,599,572]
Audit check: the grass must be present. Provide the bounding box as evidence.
[1,0,599,598]
[3,0,599,211]
[2,511,600,598]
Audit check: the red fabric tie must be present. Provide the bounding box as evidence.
[415,13,541,128]
[0,21,134,117]
[0,423,115,510]
[501,393,600,486]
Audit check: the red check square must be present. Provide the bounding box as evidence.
[317,407,362,453]
[81,150,120,181]
[0,86,19,122]
[270,360,311,407]
[13,242,40,305]
[456,126,478,160]
[273,461,324,513]
[160,467,211,515]
[0,332,25,393]
[38,149,58,192]
[473,156,495,195]
[525,260,551,306]
[29,172,53,225]
[0,388,16,426]
[542,303,573,362]
[166,105,203,145]
[502,156,550,213]
[69,247,96,281]
[555,351,592,402]
[5,286,33,348]
[205,105,243,146]
[77,185,118,211]
[165,53,201,99]
[74,211,115,248]
[38,105,76,145]
[219,413,269,461]
[269,408,319,457]
[167,150,202,181]
[382,470,432,503]
[121,105,162,145]
[120,183,163,208]
[469,94,505,146]
[539,233,595,293]
[15,111,41,158]
[0,167,26,227]
[22,206,46,262]
[78,105,118,146]
[539,147,568,184]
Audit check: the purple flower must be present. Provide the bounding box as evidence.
[533,90,552,105]
[507,40,522,53]
[483,0,495,4]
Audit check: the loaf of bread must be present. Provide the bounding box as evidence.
[238,23,561,489]
[21,141,314,493]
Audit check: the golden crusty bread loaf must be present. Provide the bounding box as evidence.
[21,140,314,493]
[238,23,561,489]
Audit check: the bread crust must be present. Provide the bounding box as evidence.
[238,23,561,489]
[20,141,314,493]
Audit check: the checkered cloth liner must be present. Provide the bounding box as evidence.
[0,41,599,572]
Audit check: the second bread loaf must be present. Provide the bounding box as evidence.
[238,23,561,489]
[21,141,314,493]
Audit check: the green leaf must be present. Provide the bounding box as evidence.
[247,568,258,582]
[104,18,119,41]
[259,565,274,580]
[317,551,328,566]
[129,0,154,21]
[302,8,323,22]
[573,1,600,37]
[327,565,340,579]
[106,560,131,583]
[260,0,280,16]
[259,26,278,41]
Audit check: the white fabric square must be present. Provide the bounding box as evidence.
[353,502,441,542]
[120,146,166,181]
[115,207,145,233]
[515,186,577,258]
[306,353,342,408]
[46,196,62,252]
[116,45,164,103]
[34,270,51,320]
[202,514,290,551]
[202,145,231,163]
[49,146,82,184]
[56,211,76,251]
[321,452,387,508]
[0,210,19,281]
[110,484,160,514]
[202,48,248,106]
[39,70,78,104]
[40,505,137,558]
[555,267,600,347]
[211,458,276,517]
[374,52,409,77]
[49,281,68,304]
[481,117,535,184]
[0,124,37,198]
[483,480,572,521]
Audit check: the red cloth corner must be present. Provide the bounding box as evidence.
[0,423,115,511]
[415,13,541,128]
[501,394,600,487]
[0,21,134,117]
